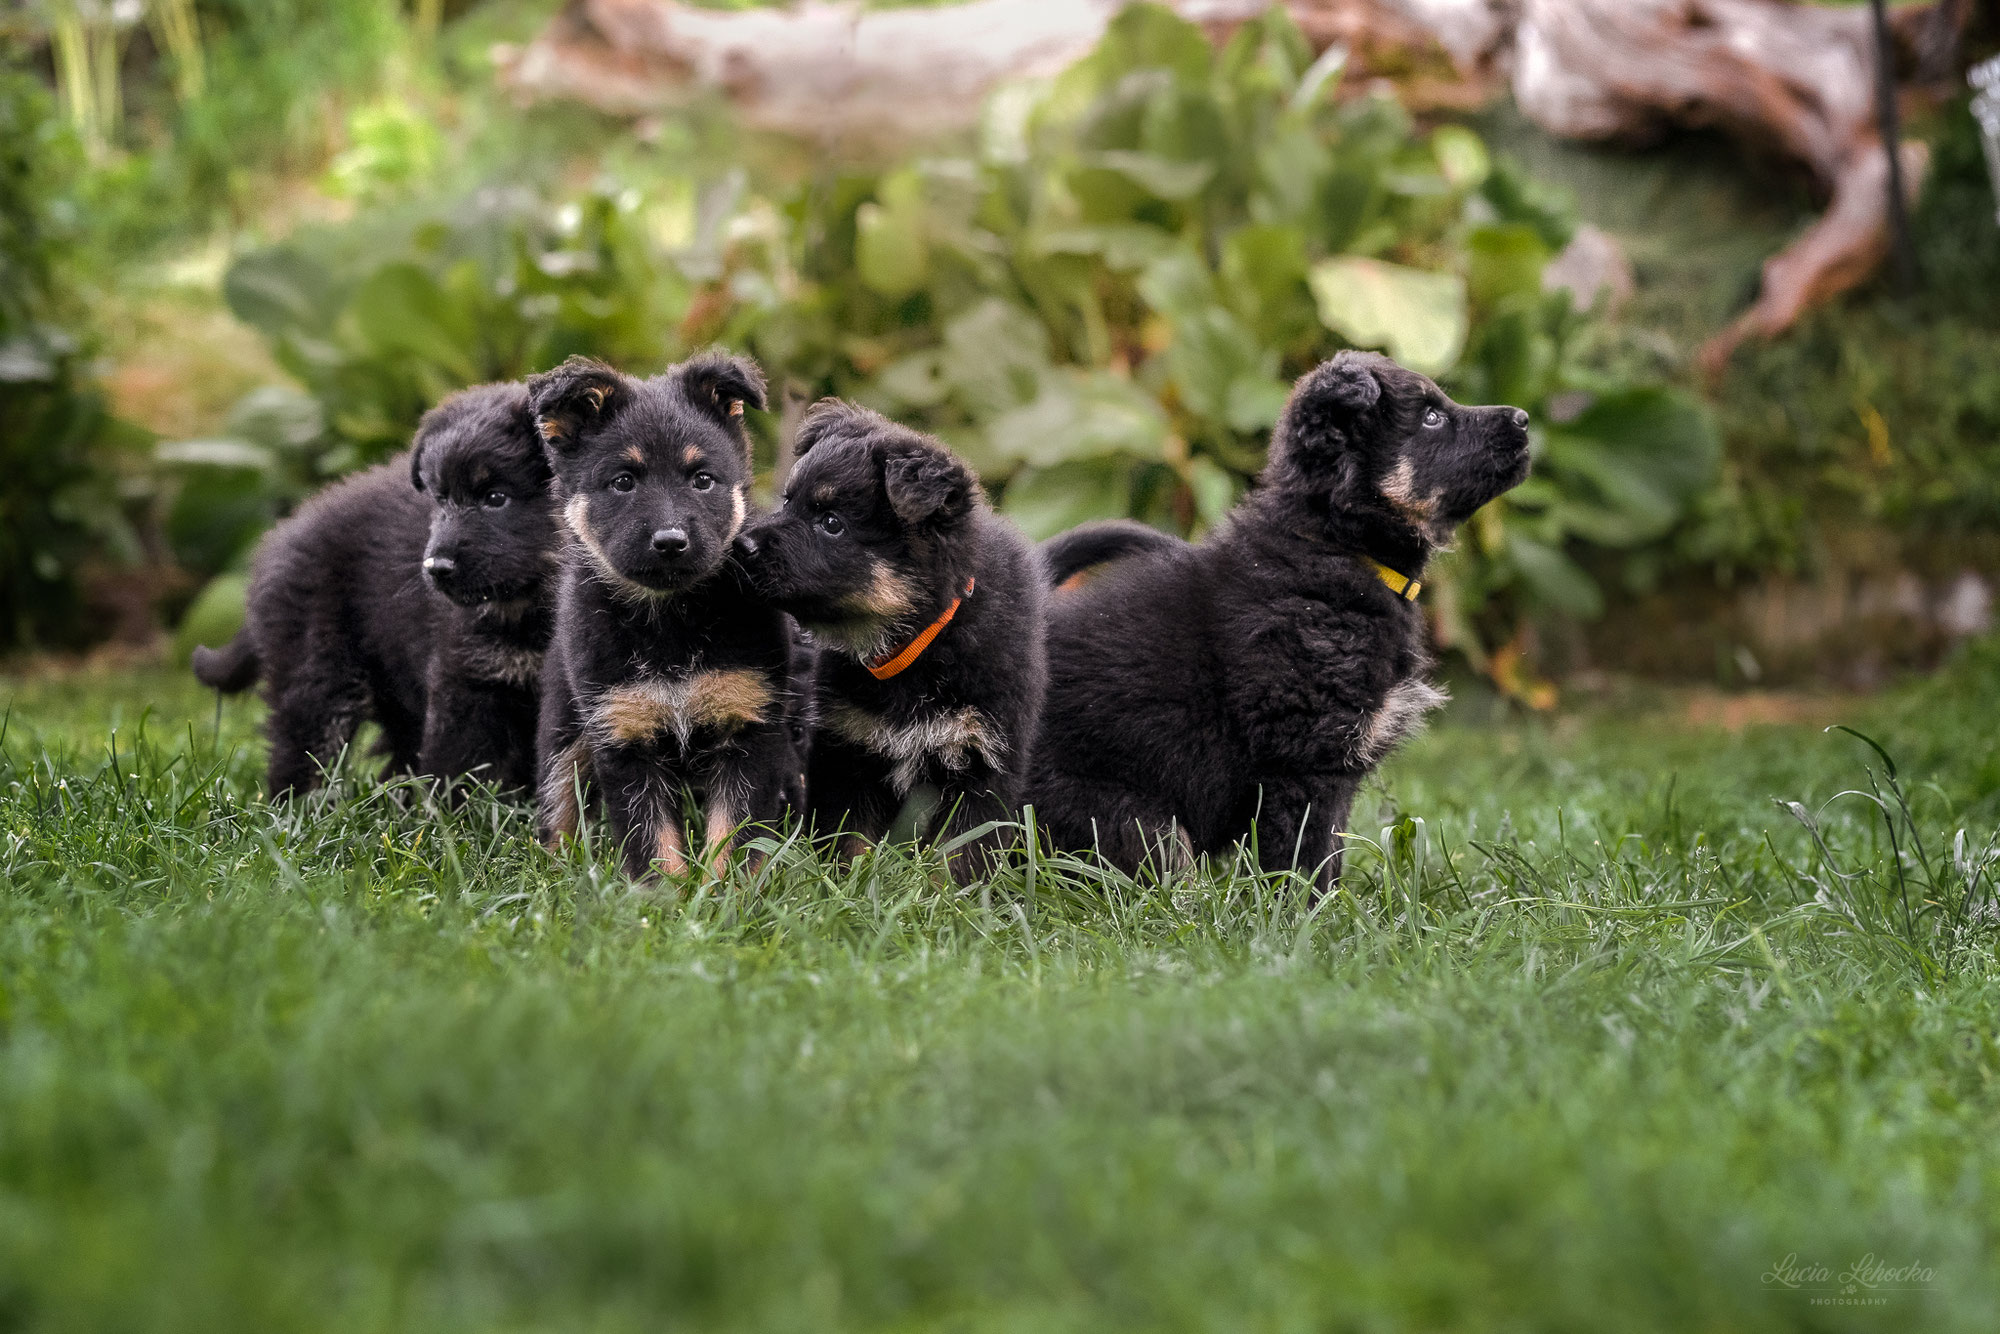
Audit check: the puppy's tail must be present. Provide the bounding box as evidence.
[1041,520,1187,591]
[192,629,260,694]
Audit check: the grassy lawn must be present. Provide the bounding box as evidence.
[3,648,1999,1331]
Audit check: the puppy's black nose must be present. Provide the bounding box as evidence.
[735,531,760,557]
[423,555,456,576]
[1511,408,1529,429]
[652,527,689,556]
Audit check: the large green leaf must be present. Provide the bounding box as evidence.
[1465,224,1550,312]
[1506,533,1603,619]
[1541,387,1720,545]
[1033,224,1177,272]
[1308,257,1468,374]
[172,573,249,666]
[1431,125,1490,190]
[999,458,1134,540]
[224,246,339,339]
[984,371,1170,469]
[938,298,1049,419]
[347,263,482,384]
[1086,151,1215,201]
[855,181,930,300]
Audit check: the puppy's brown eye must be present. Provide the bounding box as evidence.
[483,490,509,509]
[817,512,845,537]
[610,472,636,493]
[1422,408,1444,429]
[690,471,715,492]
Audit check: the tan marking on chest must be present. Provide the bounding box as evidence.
[827,701,1005,794]
[591,669,775,747]
[1352,678,1449,768]
[844,562,915,620]
[460,640,544,688]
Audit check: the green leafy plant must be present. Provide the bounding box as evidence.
[0,65,143,652]
[216,4,1722,687]
[222,180,695,468]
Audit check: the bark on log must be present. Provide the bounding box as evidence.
[498,0,1969,357]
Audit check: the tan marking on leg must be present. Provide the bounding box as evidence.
[653,817,689,877]
[594,681,683,746]
[538,739,591,847]
[703,798,738,876]
[837,833,871,862]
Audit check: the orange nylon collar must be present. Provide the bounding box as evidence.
[866,577,975,680]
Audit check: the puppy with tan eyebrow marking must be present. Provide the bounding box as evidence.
[192,382,560,797]
[735,400,1045,883]
[528,351,803,879]
[1028,350,1531,896]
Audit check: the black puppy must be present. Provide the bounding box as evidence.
[530,352,799,879]
[193,383,559,797]
[736,400,1045,881]
[1028,350,1530,893]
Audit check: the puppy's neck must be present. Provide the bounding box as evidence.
[1253,490,1434,581]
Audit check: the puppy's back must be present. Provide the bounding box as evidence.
[244,457,436,690]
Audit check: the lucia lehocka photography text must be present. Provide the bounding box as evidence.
[5,0,2000,1329]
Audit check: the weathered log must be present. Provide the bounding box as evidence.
[498,0,1969,355]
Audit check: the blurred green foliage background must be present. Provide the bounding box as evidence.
[3,0,1996,696]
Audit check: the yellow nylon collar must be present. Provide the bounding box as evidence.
[1370,559,1422,602]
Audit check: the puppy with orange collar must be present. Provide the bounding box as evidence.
[736,400,1045,882]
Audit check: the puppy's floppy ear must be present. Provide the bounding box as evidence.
[409,429,429,493]
[527,356,624,451]
[1272,351,1384,464]
[679,350,768,426]
[1316,355,1381,412]
[883,444,978,529]
[792,397,852,460]
[505,390,556,483]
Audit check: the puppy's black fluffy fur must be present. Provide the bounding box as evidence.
[1028,350,1530,892]
[531,352,800,879]
[737,400,1045,881]
[192,383,559,797]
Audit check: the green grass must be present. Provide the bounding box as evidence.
[3,645,2000,1331]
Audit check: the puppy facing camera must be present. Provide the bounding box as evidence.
[193,382,560,797]
[530,352,807,881]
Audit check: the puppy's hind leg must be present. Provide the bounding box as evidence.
[1037,776,1191,883]
[1245,777,1355,900]
[263,668,369,798]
